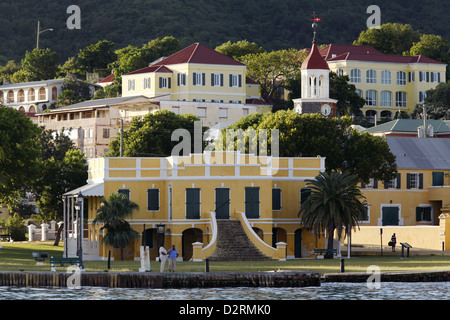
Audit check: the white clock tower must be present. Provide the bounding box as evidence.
[294,14,337,117]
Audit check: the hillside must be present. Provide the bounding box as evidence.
[0,0,448,64]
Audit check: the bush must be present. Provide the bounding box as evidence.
[6,213,27,241]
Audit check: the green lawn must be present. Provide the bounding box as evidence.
[1,242,450,275]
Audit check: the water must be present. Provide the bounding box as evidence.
[0,282,449,300]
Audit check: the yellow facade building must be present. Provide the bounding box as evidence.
[64,152,326,261]
[352,137,450,251]
[319,44,447,121]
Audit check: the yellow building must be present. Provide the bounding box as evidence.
[319,44,447,121]
[118,43,271,128]
[64,152,326,261]
[352,136,450,250]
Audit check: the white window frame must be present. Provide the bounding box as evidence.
[409,172,420,189]
[350,69,361,83]
[194,72,204,86]
[366,69,377,84]
[395,91,407,107]
[143,77,151,89]
[230,74,239,87]
[127,79,135,91]
[366,90,377,106]
[219,108,228,119]
[380,91,392,107]
[172,106,180,114]
[381,70,391,84]
[197,107,206,118]
[212,73,223,87]
[396,71,406,85]
[160,77,170,89]
[359,204,370,223]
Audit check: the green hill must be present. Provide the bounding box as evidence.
[0,0,448,63]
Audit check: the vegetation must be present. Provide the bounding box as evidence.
[93,193,140,260]
[298,171,367,258]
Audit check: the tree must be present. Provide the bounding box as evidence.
[329,72,366,116]
[298,171,367,258]
[31,129,88,221]
[93,192,140,260]
[56,79,93,107]
[238,49,306,103]
[218,111,397,183]
[407,34,450,80]
[106,110,207,157]
[20,48,59,81]
[76,40,117,75]
[353,23,421,55]
[0,107,41,211]
[215,40,265,59]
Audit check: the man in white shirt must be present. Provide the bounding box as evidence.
[159,244,168,272]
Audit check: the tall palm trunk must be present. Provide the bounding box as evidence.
[326,223,335,259]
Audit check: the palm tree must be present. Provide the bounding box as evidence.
[93,192,140,260]
[298,171,367,258]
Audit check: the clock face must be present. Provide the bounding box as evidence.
[321,104,331,116]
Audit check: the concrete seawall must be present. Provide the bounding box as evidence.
[0,271,321,289]
[323,270,450,282]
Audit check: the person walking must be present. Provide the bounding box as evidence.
[168,245,179,272]
[159,243,167,272]
[391,233,397,252]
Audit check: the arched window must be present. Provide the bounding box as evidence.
[28,88,35,101]
[28,105,36,113]
[18,106,25,113]
[350,69,361,83]
[18,89,25,102]
[7,90,14,103]
[381,70,391,84]
[395,91,407,107]
[38,87,46,100]
[366,90,377,106]
[380,91,392,107]
[396,71,406,85]
[51,87,58,101]
[366,69,377,83]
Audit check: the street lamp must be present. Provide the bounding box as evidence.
[74,192,84,269]
[36,21,53,49]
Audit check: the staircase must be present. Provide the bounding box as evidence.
[208,220,272,261]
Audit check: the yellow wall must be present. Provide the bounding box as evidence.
[85,153,326,260]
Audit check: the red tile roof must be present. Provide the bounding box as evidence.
[98,73,115,83]
[152,43,244,66]
[301,44,329,70]
[124,65,173,76]
[320,44,446,65]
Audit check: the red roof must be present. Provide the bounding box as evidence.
[124,65,173,76]
[98,73,115,83]
[301,44,329,70]
[153,43,244,66]
[319,44,445,65]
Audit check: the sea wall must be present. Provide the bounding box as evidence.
[0,271,321,288]
[323,270,450,282]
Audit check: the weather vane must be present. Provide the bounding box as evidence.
[311,12,322,44]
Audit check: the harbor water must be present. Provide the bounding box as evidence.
[0,281,449,300]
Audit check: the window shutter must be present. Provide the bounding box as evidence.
[419,72,423,81]
[238,74,242,87]
[438,73,441,82]
[177,73,180,86]
[424,207,431,220]
[373,180,378,189]
[159,77,162,88]
[396,173,401,189]
[426,72,430,82]
[272,188,281,210]
[416,207,422,221]
[432,171,444,186]
[147,189,160,211]
[168,78,171,89]
[419,173,423,189]
[220,74,224,86]
[202,73,205,86]
[245,187,260,218]
[118,189,130,199]
[211,74,214,86]
[186,188,200,219]
[229,74,233,87]
[193,73,197,85]
[406,173,411,189]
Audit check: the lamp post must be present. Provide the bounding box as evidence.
[36,20,53,49]
[157,223,165,250]
[74,192,84,269]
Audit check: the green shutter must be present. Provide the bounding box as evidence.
[419,173,423,189]
[396,173,401,189]
[407,173,411,189]
[193,73,197,85]
[245,187,260,218]
[416,207,422,221]
[432,172,444,186]
[272,188,281,210]
[202,73,205,86]
[168,78,171,89]
[238,74,242,87]
[186,188,200,219]
[147,189,159,211]
[424,207,431,220]
[220,74,224,86]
